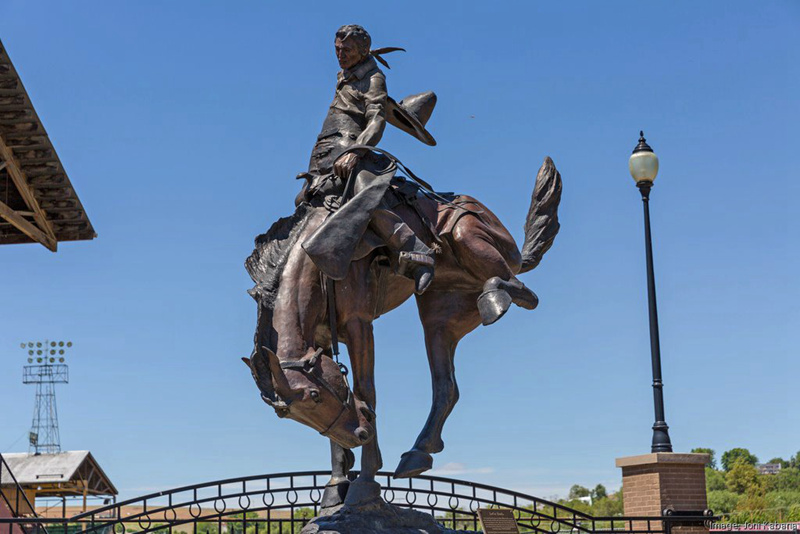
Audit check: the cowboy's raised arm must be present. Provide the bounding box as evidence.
[356,71,387,147]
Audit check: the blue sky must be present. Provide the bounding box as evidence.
[1,1,798,500]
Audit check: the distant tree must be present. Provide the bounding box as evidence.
[592,484,608,500]
[765,467,800,492]
[765,491,800,522]
[792,452,800,469]
[707,490,740,517]
[194,522,219,534]
[706,467,727,492]
[593,491,624,516]
[558,497,592,514]
[692,448,717,469]
[721,448,758,471]
[568,485,591,500]
[227,512,260,534]
[731,492,770,524]
[726,460,763,494]
[293,507,315,519]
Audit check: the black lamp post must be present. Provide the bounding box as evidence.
[629,131,673,453]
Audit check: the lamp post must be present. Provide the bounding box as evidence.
[629,131,673,453]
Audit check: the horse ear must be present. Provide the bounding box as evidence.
[261,346,296,398]
[263,347,279,366]
[248,350,277,402]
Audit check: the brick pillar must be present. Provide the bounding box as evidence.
[616,453,709,534]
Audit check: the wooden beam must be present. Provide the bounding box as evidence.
[0,198,56,251]
[0,133,57,247]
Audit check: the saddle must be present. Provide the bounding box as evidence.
[302,147,483,280]
[388,179,479,241]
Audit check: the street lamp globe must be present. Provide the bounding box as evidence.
[629,131,659,184]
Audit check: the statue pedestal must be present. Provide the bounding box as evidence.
[301,498,473,534]
[616,453,710,534]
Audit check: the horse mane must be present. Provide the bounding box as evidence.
[245,203,315,310]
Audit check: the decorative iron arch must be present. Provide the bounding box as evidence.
[1,470,713,534]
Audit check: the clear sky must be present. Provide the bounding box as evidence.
[1,1,798,501]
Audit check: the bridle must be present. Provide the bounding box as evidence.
[271,347,354,438]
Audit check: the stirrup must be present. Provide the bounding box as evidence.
[398,251,434,276]
[399,251,435,274]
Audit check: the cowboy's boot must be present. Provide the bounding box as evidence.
[370,209,435,294]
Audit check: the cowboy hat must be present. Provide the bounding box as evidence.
[386,91,437,146]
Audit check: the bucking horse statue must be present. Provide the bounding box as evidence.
[241,24,563,511]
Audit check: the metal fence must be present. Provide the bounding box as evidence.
[0,469,714,534]
[0,452,44,534]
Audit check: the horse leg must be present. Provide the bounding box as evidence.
[342,317,383,506]
[394,291,482,479]
[451,219,538,326]
[320,440,355,509]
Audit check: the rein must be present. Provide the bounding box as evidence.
[338,145,484,215]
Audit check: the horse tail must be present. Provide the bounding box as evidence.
[519,156,562,274]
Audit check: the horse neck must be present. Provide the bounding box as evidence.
[270,227,326,363]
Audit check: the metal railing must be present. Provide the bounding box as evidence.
[0,453,38,517]
[0,452,46,534]
[0,470,715,534]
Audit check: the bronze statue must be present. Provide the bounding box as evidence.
[243,25,562,510]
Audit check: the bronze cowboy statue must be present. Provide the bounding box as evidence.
[297,24,437,294]
[243,24,563,511]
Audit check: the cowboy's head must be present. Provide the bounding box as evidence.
[335,24,370,70]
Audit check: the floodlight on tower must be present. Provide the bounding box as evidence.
[21,340,72,454]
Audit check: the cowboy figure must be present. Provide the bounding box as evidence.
[298,24,437,294]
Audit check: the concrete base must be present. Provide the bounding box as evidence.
[301,497,474,534]
[616,452,710,534]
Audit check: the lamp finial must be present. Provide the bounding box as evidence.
[633,131,653,154]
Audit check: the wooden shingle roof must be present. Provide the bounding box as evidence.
[0,39,96,251]
[1,451,117,497]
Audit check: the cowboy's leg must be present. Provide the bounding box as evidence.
[369,207,435,294]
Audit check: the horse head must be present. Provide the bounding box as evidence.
[241,344,371,449]
[244,205,373,449]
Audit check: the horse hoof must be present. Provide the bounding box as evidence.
[343,478,382,507]
[478,286,512,326]
[478,276,538,325]
[506,278,538,310]
[393,449,433,479]
[321,480,350,508]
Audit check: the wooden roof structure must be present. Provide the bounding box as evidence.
[0,451,117,498]
[0,39,96,251]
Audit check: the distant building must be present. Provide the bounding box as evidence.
[757,463,782,475]
[0,451,117,515]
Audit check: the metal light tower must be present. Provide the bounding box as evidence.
[21,340,72,455]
